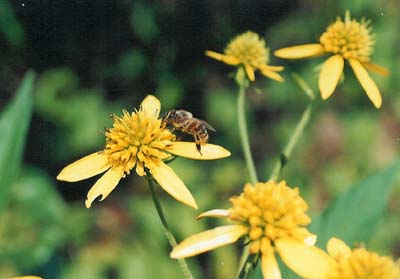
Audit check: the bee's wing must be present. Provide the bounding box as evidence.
[201,120,216,132]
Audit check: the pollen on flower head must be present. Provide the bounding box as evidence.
[103,108,175,177]
[225,31,270,67]
[319,11,374,62]
[228,180,312,255]
[328,247,400,279]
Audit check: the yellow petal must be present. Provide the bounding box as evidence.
[349,59,382,108]
[8,277,43,279]
[261,65,284,72]
[274,44,325,59]
[57,152,111,182]
[151,162,197,209]
[362,62,390,77]
[85,167,123,208]
[205,50,240,65]
[167,142,231,160]
[141,94,161,117]
[170,225,247,258]
[260,69,284,82]
[327,237,351,258]
[319,55,344,100]
[244,64,255,81]
[304,234,317,246]
[261,252,281,279]
[276,239,335,279]
[197,209,230,220]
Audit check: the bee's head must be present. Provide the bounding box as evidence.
[162,109,192,126]
[162,109,177,124]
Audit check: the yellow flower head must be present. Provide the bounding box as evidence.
[57,95,231,209]
[327,238,400,279]
[206,31,284,82]
[274,11,389,108]
[171,180,316,279]
[320,11,374,62]
[277,237,400,279]
[104,109,174,177]
[229,181,312,255]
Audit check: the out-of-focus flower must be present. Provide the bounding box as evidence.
[171,180,316,279]
[8,277,43,279]
[277,237,400,279]
[206,31,284,82]
[57,95,230,209]
[274,11,389,108]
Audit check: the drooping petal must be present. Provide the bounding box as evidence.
[197,209,230,220]
[319,55,344,100]
[141,94,161,118]
[205,51,240,65]
[327,237,351,258]
[167,142,231,160]
[244,64,255,81]
[57,152,111,182]
[261,252,281,279]
[274,44,325,59]
[151,162,197,209]
[85,167,124,208]
[261,65,285,72]
[170,225,248,258]
[349,58,382,108]
[276,239,335,279]
[260,69,284,82]
[362,61,390,77]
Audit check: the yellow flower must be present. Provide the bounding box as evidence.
[274,11,389,108]
[170,180,316,279]
[8,277,43,279]
[277,237,400,279]
[206,31,284,82]
[57,95,231,209]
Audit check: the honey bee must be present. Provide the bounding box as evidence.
[162,109,216,154]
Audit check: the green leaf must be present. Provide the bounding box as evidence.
[0,70,35,212]
[0,0,25,46]
[0,167,67,269]
[310,160,400,247]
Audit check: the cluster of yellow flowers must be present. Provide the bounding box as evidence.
[51,10,397,279]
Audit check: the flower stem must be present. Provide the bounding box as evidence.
[236,69,258,185]
[269,102,314,181]
[236,252,257,279]
[146,173,193,279]
[270,73,316,181]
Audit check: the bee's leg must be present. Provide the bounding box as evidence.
[194,134,202,155]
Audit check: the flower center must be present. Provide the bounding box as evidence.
[328,248,400,279]
[104,109,175,176]
[319,11,374,62]
[228,181,311,255]
[225,31,270,67]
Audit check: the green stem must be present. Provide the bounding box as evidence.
[236,252,257,279]
[269,102,314,181]
[237,77,258,185]
[146,173,193,279]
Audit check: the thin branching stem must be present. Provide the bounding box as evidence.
[146,173,193,279]
[269,102,314,181]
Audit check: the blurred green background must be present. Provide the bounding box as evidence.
[0,0,399,278]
